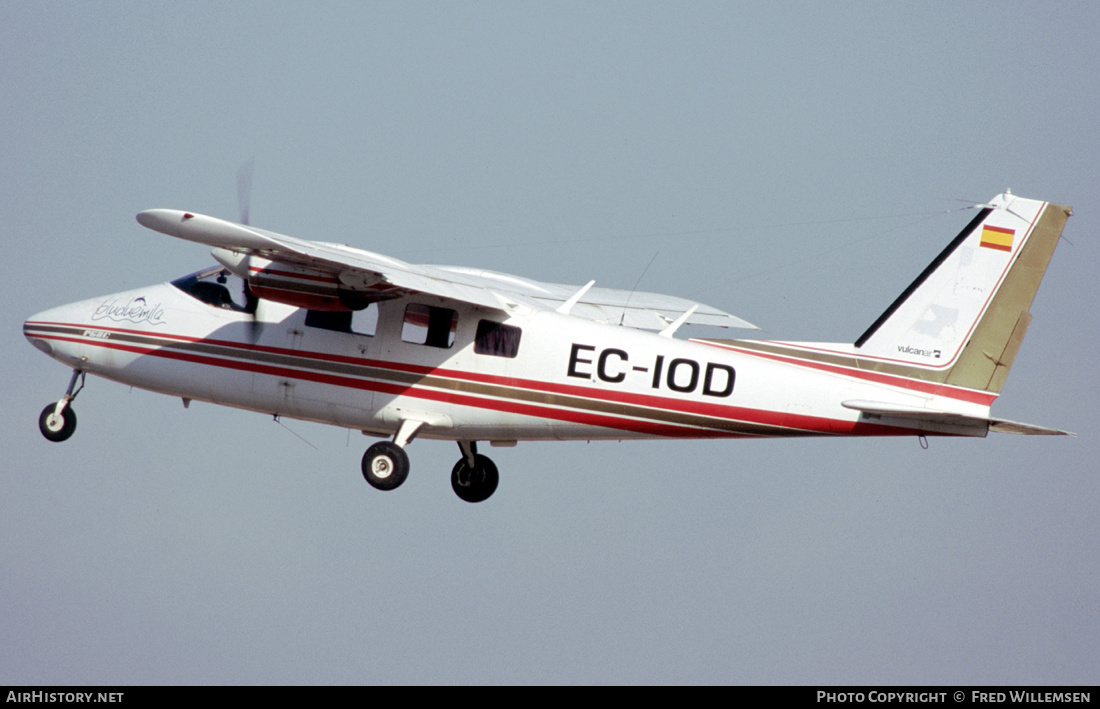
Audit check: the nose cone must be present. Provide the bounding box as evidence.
[24,296,112,368]
[24,321,54,356]
[24,303,76,359]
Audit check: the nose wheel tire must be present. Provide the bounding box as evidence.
[451,454,499,503]
[362,441,410,491]
[39,404,77,443]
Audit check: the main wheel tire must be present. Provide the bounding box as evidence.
[39,403,77,443]
[361,441,410,491]
[451,454,499,503]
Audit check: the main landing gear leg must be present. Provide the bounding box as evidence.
[361,419,423,491]
[38,369,84,443]
[451,441,499,503]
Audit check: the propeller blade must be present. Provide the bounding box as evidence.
[247,316,262,343]
[244,281,262,343]
[236,157,255,226]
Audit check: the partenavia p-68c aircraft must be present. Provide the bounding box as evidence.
[25,191,1071,502]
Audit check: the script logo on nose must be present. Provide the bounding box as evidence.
[91,296,166,326]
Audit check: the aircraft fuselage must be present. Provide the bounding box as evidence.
[24,272,991,446]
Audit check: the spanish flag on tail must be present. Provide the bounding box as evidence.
[980,225,1015,252]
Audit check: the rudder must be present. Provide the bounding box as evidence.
[854,192,1071,392]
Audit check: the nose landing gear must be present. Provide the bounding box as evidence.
[39,404,77,442]
[38,369,84,443]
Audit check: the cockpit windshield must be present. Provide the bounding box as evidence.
[171,266,256,314]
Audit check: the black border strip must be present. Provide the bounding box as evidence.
[854,208,992,348]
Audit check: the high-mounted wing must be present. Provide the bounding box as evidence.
[136,209,757,331]
[426,264,755,330]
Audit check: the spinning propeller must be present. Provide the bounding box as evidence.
[237,157,254,226]
[235,158,262,341]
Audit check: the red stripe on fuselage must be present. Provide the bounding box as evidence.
[26,321,924,438]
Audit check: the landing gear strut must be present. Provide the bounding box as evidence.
[451,441,499,503]
[361,418,422,491]
[359,424,499,502]
[39,369,84,443]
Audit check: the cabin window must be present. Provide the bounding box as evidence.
[305,303,378,336]
[401,304,457,348]
[171,266,256,314]
[474,320,521,358]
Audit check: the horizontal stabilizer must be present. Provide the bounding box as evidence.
[986,418,1073,436]
[842,400,1071,436]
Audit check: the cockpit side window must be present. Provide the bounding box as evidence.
[171,266,256,314]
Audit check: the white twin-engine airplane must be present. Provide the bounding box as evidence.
[25,191,1072,502]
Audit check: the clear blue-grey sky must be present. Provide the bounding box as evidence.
[2,1,1097,685]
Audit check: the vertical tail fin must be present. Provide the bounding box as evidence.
[854,192,1071,392]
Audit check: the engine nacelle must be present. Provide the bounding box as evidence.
[211,248,384,312]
